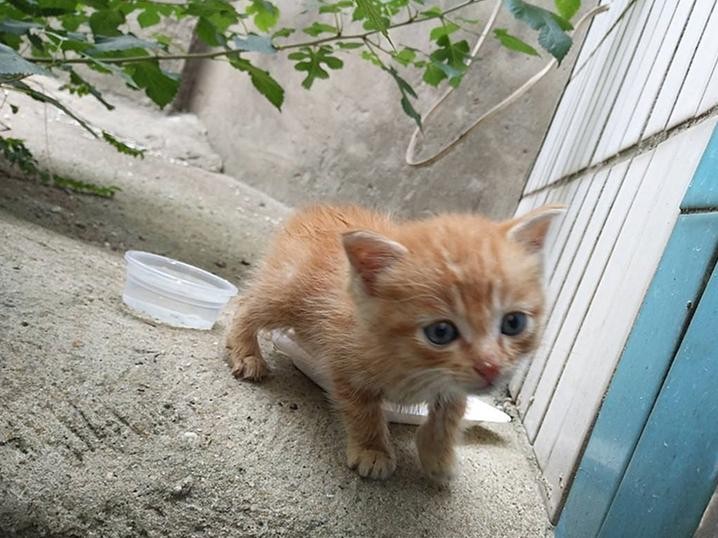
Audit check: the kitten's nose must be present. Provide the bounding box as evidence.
[474,361,501,385]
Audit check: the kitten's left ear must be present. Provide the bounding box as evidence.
[506,204,566,253]
[342,230,407,294]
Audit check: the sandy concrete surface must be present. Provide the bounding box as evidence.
[0,209,550,538]
[1,68,550,537]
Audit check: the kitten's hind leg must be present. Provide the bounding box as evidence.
[225,291,273,381]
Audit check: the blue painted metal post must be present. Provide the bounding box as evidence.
[598,263,718,537]
[555,214,718,537]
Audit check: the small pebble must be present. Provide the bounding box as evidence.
[181,431,200,447]
[289,403,298,411]
[50,206,62,213]
[20,321,29,327]
[214,260,227,269]
[171,477,193,498]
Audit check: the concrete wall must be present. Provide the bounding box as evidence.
[188,1,587,219]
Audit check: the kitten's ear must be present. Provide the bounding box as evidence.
[342,230,407,293]
[506,204,566,253]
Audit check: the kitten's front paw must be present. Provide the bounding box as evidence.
[230,354,268,381]
[416,426,456,483]
[347,446,396,480]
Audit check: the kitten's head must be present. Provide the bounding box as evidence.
[342,205,564,397]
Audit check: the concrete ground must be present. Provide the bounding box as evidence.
[0,81,550,537]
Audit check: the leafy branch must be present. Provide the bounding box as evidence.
[0,0,582,193]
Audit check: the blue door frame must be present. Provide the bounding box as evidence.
[557,125,718,538]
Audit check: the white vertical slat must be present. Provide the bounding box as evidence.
[546,168,622,322]
[542,178,592,296]
[543,179,582,276]
[525,0,620,193]
[510,188,557,398]
[620,0,698,149]
[668,6,718,126]
[526,70,584,193]
[511,179,583,397]
[545,4,636,187]
[533,66,593,191]
[516,173,595,413]
[521,149,652,434]
[592,0,676,163]
[520,160,630,432]
[643,0,717,138]
[571,0,620,74]
[514,189,542,217]
[536,118,716,518]
[698,57,718,113]
[563,0,654,176]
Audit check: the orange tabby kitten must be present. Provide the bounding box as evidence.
[226,204,563,480]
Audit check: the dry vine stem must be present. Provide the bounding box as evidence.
[405,2,611,167]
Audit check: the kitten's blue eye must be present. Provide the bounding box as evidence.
[501,312,528,336]
[423,320,460,346]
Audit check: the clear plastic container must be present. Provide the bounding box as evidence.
[123,250,238,330]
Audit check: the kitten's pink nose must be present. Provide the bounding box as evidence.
[474,361,501,385]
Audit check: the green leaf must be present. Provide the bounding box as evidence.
[0,135,39,175]
[555,0,580,20]
[456,16,482,24]
[392,47,416,66]
[420,6,442,18]
[353,0,393,47]
[289,46,344,89]
[0,43,50,78]
[384,66,421,128]
[425,35,470,86]
[61,13,86,32]
[246,0,280,32]
[52,175,121,198]
[123,61,179,108]
[229,56,284,110]
[503,0,573,62]
[234,35,276,54]
[272,27,295,38]
[4,0,76,17]
[88,35,158,53]
[153,33,172,47]
[336,41,363,49]
[102,131,145,158]
[360,49,381,67]
[422,63,445,86]
[429,21,459,42]
[195,17,225,46]
[303,22,338,37]
[319,0,354,14]
[89,9,125,37]
[60,69,115,110]
[0,20,40,35]
[138,8,161,28]
[494,28,539,56]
